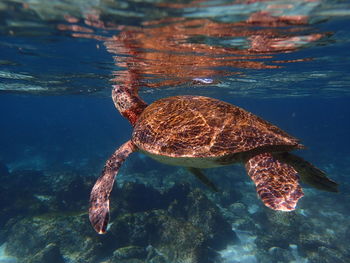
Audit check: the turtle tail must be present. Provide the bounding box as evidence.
[89,140,136,234]
[273,152,339,193]
[245,152,304,211]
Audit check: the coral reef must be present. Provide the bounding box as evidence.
[28,243,65,263]
[5,213,104,263]
[2,168,235,263]
[1,160,350,263]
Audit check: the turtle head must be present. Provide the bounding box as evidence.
[112,85,147,126]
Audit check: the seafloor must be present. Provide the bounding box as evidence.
[0,148,349,263]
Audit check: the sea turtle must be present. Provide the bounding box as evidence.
[89,85,338,234]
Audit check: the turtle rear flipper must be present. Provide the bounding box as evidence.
[89,140,136,234]
[245,153,304,211]
[274,152,339,193]
[187,167,219,192]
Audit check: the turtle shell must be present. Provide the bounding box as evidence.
[132,96,302,160]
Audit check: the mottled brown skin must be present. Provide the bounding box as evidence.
[89,140,136,234]
[89,91,338,234]
[112,85,147,126]
[246,153,303,211]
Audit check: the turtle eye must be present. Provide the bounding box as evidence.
[283,186,290,192]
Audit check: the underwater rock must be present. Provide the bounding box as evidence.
[108,212,153,248]
[29,243,65,263]
[299,233,332,252]
[149,211,211,263]
[11,169,94,210]
[163,184,237,249]
[308,246,347,263]
[229,202,247,216]
[144,245,168,263]
[111,245,147,261]
[108,183,236,262]
[9,169,47,192]
[116,182,167,213]
[222,202,257,231]
[4,214,106,263]
[185,188,237,249]
[0,169,49,234]
[232,217,256,232]
[108,210,212,262]
[268,246,295,263]
[4,182,235,263]
[109,259,144,263]
[54,174,93,211]
[0,169,96,237]
[111,183,236,249]
[345,225,350,242]
[254,210,301,249]
[216,188,243,207]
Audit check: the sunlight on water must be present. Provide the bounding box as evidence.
[0,0,350,97]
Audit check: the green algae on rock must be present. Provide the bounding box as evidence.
[28,243,65,263]
[5,214,104,263]
[4,181,235,263]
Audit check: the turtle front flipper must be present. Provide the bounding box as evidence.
[245,153,304,211]
[89,140,136,234]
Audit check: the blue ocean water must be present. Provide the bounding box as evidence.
[1,1,350,263]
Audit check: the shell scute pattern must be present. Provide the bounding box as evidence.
[132,96,300,158]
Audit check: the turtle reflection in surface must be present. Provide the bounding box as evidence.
[89,86,338,234]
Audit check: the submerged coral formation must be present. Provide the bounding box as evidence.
[1,164,235,263]
[0,159,349,263]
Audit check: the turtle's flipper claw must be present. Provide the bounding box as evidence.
[89,177,111,234]
[89,199,109,234]
[89,140,135,234]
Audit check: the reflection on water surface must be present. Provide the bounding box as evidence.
[1,0,350,97]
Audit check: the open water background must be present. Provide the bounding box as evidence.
[0,1,350,263]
